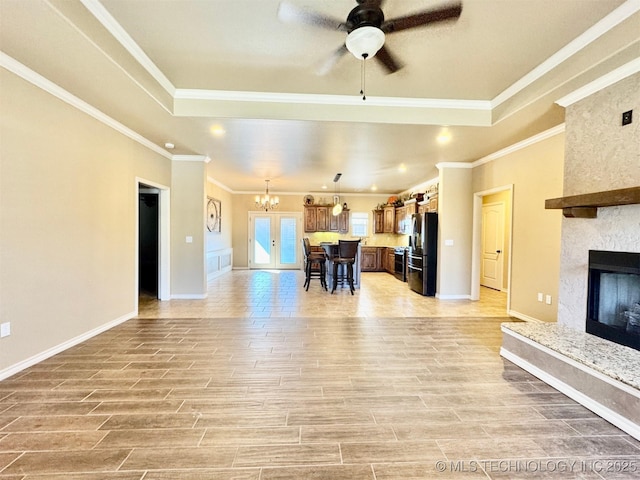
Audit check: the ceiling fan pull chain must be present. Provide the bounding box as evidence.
[361,53,368,101]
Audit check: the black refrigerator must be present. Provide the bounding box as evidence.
[407,212,438,296]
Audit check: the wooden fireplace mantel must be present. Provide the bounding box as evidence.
[545,186,640,218]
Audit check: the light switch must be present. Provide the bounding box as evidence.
[545,295,552,305]
[537,293,543,302]
[186,236,193,243]
[0,322,10,338]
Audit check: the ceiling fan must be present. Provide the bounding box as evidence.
[278,0,463,75]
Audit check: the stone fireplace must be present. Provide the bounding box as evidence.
[586,250,640,351]
[557,72,640,333]
[500,72,640,441]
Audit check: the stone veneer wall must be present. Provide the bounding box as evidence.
[557,73,640,330]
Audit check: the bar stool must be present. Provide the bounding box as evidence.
[331,239,360,295]
[302,238,327,291]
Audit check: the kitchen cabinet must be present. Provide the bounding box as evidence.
[395,205,414,234]
[373,209,384,234]
[383,205,395,233]
[384,247,395,274]
[305,205,330,232]
[361,246,382,272]
[427,194,438,212]
[329,209,350,233]
[395,206,404,234]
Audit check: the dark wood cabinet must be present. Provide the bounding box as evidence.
[361,246,382,272]
[304,205,348,233]
[384,247,396,274]
[383,205,395,233]
[329,209,350,233]
[316,206,329,231]
[304,206,317,232]
[373,209,384,234]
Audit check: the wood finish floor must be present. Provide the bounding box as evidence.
[1,271,639,479]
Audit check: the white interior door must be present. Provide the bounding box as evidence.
[249,213,301,269]
[481,202,504,290]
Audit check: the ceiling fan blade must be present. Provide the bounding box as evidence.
[381,3,462,34]
[278,1,349,31]
[316,44,348,75]
[375,45,403,74]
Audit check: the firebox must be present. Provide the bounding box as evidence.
[587,250,640,351]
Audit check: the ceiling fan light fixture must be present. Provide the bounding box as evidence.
[346,26,385,59]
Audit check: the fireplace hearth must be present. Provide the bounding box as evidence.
[587,250,640,351]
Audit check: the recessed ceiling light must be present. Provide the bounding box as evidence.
[437,127,452,144]
[398,163,407,173]
[371,185,378,191]
[210,125,226,137]
[164,142,175,149]
[321,184,328,190]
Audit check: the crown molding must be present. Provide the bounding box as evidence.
[174,88,491,111]
[207,176,234,193]
[556,58,640,107]
[0,52,172,160]
[80,0,176,96]
[492,0,640,108]
[472,124,566,168]
[172,155,210,163]
[436,162,473,170]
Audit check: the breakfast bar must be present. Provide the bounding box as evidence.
[320,242,361,291]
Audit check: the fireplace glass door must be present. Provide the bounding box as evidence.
[587,250,640,351]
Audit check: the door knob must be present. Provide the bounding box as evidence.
[496,250,502,254]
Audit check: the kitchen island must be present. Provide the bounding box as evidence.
[320,242,361,291]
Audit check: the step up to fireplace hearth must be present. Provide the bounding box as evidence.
[500,322,640,440]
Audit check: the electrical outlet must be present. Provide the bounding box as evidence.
[537,292,543,302]
[622,110,633,126]
[0,322,10,338]
[545,295,552,305]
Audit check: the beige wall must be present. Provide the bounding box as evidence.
[558,73,640,330]
[437,166,473,298]
[0,71,171,374]
[170,161,207,296]
[472,133,564,322]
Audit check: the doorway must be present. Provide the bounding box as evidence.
[139,189,159,296]
[136,178,170,306]
[249,212,303,269]
[471,185,513,309]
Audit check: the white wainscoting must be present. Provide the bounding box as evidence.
[207,247,233,281]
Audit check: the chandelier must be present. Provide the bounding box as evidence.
[255,180,279,211]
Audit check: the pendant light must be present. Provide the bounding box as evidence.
[332,173,343,216]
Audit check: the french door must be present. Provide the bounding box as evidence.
[249,212,302,269]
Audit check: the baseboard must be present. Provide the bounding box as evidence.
[0,311,136,381]
[508,309,543,322]
[207,265,232,282]
[436,293,471,299]
[171,293,207,299]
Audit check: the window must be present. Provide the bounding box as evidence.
[351,212,369,237]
